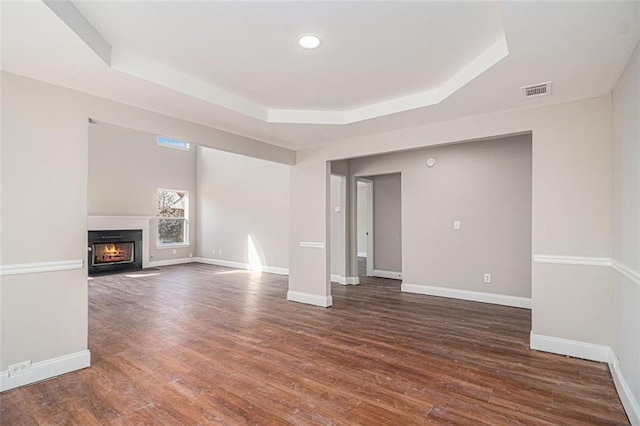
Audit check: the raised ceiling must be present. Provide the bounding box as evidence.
[1,1,639,149]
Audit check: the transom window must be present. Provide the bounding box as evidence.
[157,136,190,151]
[157,189,188,245]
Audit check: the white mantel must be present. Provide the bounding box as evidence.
[88,216,154,268]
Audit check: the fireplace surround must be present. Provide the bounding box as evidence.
[88,229,142,275]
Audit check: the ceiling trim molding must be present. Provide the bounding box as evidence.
[270,36,509,125]
[43,0,111,65]
[44,0,509,126]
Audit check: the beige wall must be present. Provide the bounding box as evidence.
[356,184,368,257]
[289,95,612,348]
[330,175,346,278]
[0,71,292,372]
[370,174,402,274]
[88,123,197,262]
[612,42,640,409]
[196,146,289,270]
[351,136,531,297]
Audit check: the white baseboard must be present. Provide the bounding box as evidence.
[146,257,195,268]
[609,355,640,426]
[357,252,367,258]
[0,350,90,392]
[287,291,332,307]
[530,333,611,362]
[401,283,531,309]
[194,257,289,276]
[331,275,360,285]
[373,269,402,280]
[529,334,639,424]
[346,276,359,285]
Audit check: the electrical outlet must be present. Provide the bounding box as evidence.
[8,360,31,377]
[172,249,177,255]
[189,253,193,258]
[219,250,223,256]
[212,249,216,255]
[453,220,461,230]
[484,273,492,283]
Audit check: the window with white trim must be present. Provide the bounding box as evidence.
[157,189,188,245]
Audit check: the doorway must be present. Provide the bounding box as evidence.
[356,174,402,281]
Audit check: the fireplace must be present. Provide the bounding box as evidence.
[88,229,142,275]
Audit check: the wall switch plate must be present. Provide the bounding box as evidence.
[8,360,31,377]
[484,273,492,283]
[454,220,461,230]
[335,206,341,213]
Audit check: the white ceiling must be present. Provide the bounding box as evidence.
[1,1,639,149]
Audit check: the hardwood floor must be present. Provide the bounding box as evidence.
[0,263,629,425]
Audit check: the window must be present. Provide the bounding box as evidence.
[157,136,190,151]
[157,189,188,246]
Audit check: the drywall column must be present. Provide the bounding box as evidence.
[287,156,332,307]
[530,98,613,350]
[611,42,640,423]
[1,73,91,391]
[330,160,359,284]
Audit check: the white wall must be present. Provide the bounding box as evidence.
[351,136,531,297]
[197,146,289,271]
[88,123,197,262]
[612,42,640,420]
[0,71,293,380]
[289,94,612,350]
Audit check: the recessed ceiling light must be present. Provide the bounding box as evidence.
[297,34,322,50]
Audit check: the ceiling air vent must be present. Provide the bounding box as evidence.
[521,82,552,98]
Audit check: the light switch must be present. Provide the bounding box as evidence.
[335,206,341,213]
[454,220,461,230]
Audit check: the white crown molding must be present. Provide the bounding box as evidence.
[46,1,509,125]
[194,257,289,276]
[373,269,403,280]
[401,283,531,309]
[269,36,509,124]
[287,291,332,308]
[533,254,612,267]
[0,350,90,392]
[612,260,640,287]
[110,49,268,121]
[0,260,84,276]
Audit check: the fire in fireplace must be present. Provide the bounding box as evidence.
[92,242,134,265]
[88,230,142,275]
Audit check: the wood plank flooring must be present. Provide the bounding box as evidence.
[0,263,629,425]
